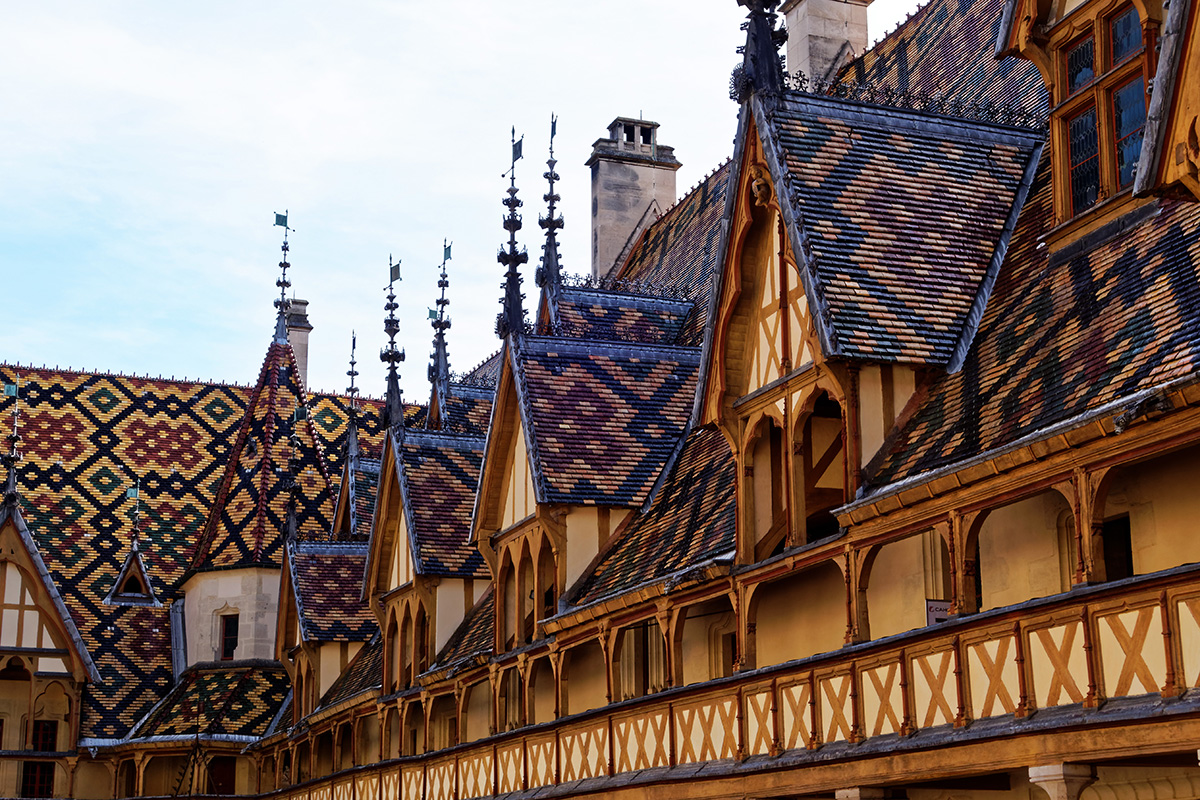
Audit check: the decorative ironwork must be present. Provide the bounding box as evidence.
[497,126,529,340]
[786,72,1049,130]
[380,256,406,432]
[1,378,21,508]
[536,114,564,290]
[273,212,293,344]
[730,0,788,102]
[428,241,453,390]
[556,270,697,302]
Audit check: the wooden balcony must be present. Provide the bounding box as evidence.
[262,564,1200,799]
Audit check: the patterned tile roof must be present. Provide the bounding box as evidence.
[618,162,732,347]
[188,341,335,572]
[515,337,701,506]
[400,430,489,579]
[433,588,493,670]
[348,458,380,541]
[766,92,1043,364]
[867,182,1200,490]
[320,632,383,710]
[129,662,290,740]
[572,426,736,606]
[438,386,495,437]
[841,0,1048,117]
[552,288,694,345]
[289,542,376,642]
[0,360,397,738]
[457,351,503,387]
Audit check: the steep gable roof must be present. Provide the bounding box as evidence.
[287,541,376,642]
[127,662,289,742]
[188,339,335,573]
[432,588,494,672]
[861,175,1200,497]
[754,91,1043,366]
[570,425,736,608]
[552,287,694,345]
[400,430,489,579]
[514,336,701,506]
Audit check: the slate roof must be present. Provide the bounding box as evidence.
[128,662,290,740]
[572,426,736,606]
[458,351,503,387]
[345,456,380,542]
[618,162,733,347]
[433,589,494,670]
[438,385,495,437]
[866,180,1200,492]
[188,340,335,572]
[289,542,376,642]
[763,91,1043,365]
[399,430,489,578]
[0,361,396,738]
[514,337,701,506]
[319,633,383,710]
[841,0,1048,117]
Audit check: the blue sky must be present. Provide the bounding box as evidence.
[1,0,920,402]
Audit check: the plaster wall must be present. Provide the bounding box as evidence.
[680,600,736,684]
[866,533,929,639]
[73,761,112,799]
[388,505,412,590]
[182,567,280,664]
[1105,444,1200,573]
[563,640,606,715]
[754,564,844,666]
[502,420,536,530]
[434,578,466,652]
[977,492,1070,611]
[318,641,363,698]
[463,681,491,743]
[565,508,601,590]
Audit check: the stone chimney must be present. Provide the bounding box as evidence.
[781,0,871,82]
[586,118,681,279]
[286,299,313,387]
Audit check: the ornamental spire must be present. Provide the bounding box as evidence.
[427,240,453,423]
[732,1,787,103]
[496,127,528,340]
[380,256,407,433]
[126,478,142,551]
[1,379,21,509]
[273,212,294,344]
[345,332,360,461]
[535,114,564,295]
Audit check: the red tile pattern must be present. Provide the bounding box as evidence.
[290,544,376,642]
[517,338,700,506]
[400,431,489,579]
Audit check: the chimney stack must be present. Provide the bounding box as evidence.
[781,0,871,82]
[586,118,681,279]
[286,299,313,387]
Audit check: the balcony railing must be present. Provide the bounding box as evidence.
[260,565,1200,800]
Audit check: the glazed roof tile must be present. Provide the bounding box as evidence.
[572,426,736,606]
[433,588,494,670]
[458,351,503,387]
[438,387,494,437]
[188,341,335,572]
[0,362,402,738]
[515,337,701,506]
[289,542,376,642]
[842,0,1047,117]
[130,662,289,740]
[320,633,383,710]
[400,430,488,579]
[618,162,732,347]
[867,181,1200,491]
[767,92,1043,364]
[553,288,693,345]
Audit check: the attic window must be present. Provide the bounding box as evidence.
[640,127,652,145]
[119,575,146,595]
[623,124,635,143]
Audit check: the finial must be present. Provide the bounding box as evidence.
[2,378,22,509]
[427,241,453,420]
[496,127,529,340]
[126,478,142,550]
[273,211,293,344]
[380,256,406,433]
[731,1,787,103]
[535,114,564,293]
[345,332,361,460]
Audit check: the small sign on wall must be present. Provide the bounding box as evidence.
[926,599,951,626]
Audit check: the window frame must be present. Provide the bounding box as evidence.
[219,613,239,661]
[1052,1,1150,221]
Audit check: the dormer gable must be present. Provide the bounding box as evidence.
[0,505,99,683]
[363,431,416,603]
[103,536,160,608]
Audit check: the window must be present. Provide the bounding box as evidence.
[20,762,54,798]
[1055,5,1147,219]
[220,614,239,661]
[31,721,56,752]
[1102,514,1134,581]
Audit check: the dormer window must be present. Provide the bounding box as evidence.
[1053,4,1148,220]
